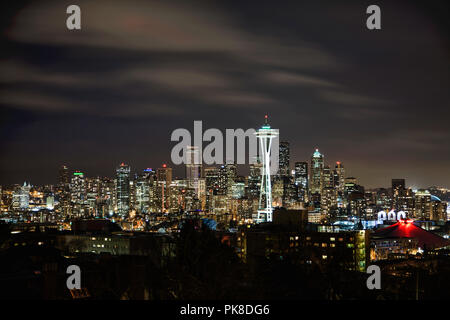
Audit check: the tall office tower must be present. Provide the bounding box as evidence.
[204,167,219,211]
[321,186,337,216]
[86,177,101,217]
[71,171,86,217]
[414,189,431,220]
[116,163,131,217]
[157,164,172,212]
[57,165,71,216]
[129,178,136,212]
[255,115,278,223]
[186,146,203,193]
[334,161,345,194]
[294,161,308,202]
[226,163,237,197]
[205,167,219,192]
[135,169,152,214]
[322,165,332,189]
[58,165,70,186]
[310,148,324,195]
[294,162,308,188]
[248,161,262,199]
[98,177,115,217]
[217,165,228,195]
[430,196,447,221]
[12,182,31,210]
[375,188,392,210]
[279,141,290,177]
[392,178,406,211]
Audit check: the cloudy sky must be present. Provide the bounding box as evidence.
[0,0,449,188]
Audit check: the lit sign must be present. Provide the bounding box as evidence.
[377,210,407,223]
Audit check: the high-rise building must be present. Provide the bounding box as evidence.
[294,162,308,203]
[12,182,30,211]
[217,165,228,195]
[392,178,409,212]
[321,186,337,217]
[226,163,237,197]
[58,165,70,187]
[279,141,290,177]
[204,167,219,211]
[57,165,71,216]
[414,189,431,220]
[157,164,172,212]
[135,169,154,214]
[322,165,332,189]
[86,176,101,217]
[294,162,308,188]
[334,162,345,194]
[186,146,203,195]
[71,171,86,217]
[248,161,262,199]
[116,163,130,217]
[310,148,324,195]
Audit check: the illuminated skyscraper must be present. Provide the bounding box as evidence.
[334,162,345,194]
[248,160,262,199]
[58,165,70,186]
[217,165,228,195]
[157,164,172,212]
[135,168,154,214]
[116,163,130,217]
[294,161,308,202]
[255,115,278,223]
[310,148,324,195]
[12,182,30,211]
[279,141,290,177]
[414,189,431,220]
[57,165,71,216]
[186,146,202,195]
[322,165,332,189]
[71,171,86,217]
[226,163,237,197]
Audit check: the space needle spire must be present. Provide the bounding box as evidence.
[255,114,279,223]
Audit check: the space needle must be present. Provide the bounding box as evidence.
[255,115,279,223]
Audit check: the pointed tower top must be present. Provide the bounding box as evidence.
[264,114,268,125]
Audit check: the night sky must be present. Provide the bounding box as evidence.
[0,0,449,189]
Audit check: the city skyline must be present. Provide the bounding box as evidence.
[1,142,448,191]
[1,0,449,189]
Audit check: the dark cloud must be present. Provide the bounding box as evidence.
[0,0,449,189]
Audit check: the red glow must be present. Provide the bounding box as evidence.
[162,164,167,168]
[265,114,268,119]
[374,220,450,249]
[336,161,341,165]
